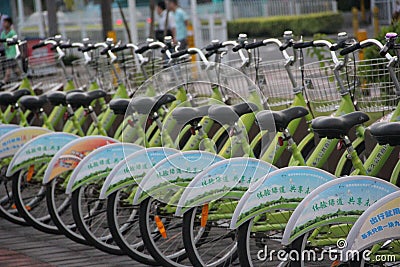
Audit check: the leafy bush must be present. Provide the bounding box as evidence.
[227,12,343,38]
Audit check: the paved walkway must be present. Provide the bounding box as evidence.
[0,219,147,267]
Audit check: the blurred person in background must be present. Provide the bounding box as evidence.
[0,17,21,88]
[0,13,5,57]
[167,0,189,49]
[156,1,176,42]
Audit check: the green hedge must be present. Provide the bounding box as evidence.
[227,12,343,38]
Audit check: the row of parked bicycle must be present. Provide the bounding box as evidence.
[0,30,399,267]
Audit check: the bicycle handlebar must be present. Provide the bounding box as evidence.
[339,42,362,55]
[79,44,96,52]
[205,41,223,51]
[170,49,190,58]
[100,47,109,55]
[244,40,264,50]
[292,40,315,49]
[135,44,151,54]
[111,44,128,53]
[232,43,244,52]
[279,40,293,51]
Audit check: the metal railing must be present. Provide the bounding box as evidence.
[197,0,337,19]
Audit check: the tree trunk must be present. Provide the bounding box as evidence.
[46,0,58,36]
[101,0,113,40]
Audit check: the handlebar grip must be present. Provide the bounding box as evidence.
[313,42,326,48]
[205,42,222,51]
[135,45,150,54]
[339,42,361,56]
[161,47,168,54]
[0,39,7,43]
[205,51,215,58]
[111,44,128,53]
[245,40,265,50]
[79,45,95,52]
[171,49,188,58]
[232,44,243,52]
[279,41,292,51]
[379,43,392,57]
[59,43,73,49]
[293,41,314,49]
[7,40,19,46]
[100,47,110,55]
[32,42,47,49]
[330,43,340,51]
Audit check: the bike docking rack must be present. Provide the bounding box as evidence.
[0,31,399,267]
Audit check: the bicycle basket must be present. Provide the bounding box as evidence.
[256,59,300,108]
[217,57,263,103]
[28,54,64,92]
[350,58,399,112]
[303,59,350,113]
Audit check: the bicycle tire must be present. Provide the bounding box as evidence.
[12,169,60,234]
[107,190,157,265]
[236,213,291,267]
[71,184,124,255]
[289,224,353,267]
[139,197,190,267]
[182,204,238,267]
[0,163,27,225]
[46,176,89,245]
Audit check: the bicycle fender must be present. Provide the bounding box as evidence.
[42,136,118,185]
[230,166,335,230]
[99,147,178,199]
[282,176,398,245]
[66,143,143,194]
[133,151,224,205]
[343,191,400,257]
[6,132,78,177]
[0,126,51,160]
[175,158,277,217]
[0,124,20,137]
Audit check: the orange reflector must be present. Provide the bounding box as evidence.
[331,260,340,267]
[27,165,35,182]
[154,215,167,238]
[11,204,16,209]
[201,203,209,227]
[25,205,31,211]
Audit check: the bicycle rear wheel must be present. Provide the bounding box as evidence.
[46,175,89,245]
[139,197,191,267]
[0,163,27,225]
[290,224,353,267]
[182,199,239,267]
[107,189,157,265]
[71,183,124,255]
[236,214,290,266]
[12,169,60,234]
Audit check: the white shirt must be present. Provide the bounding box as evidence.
[158,10,175,31]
